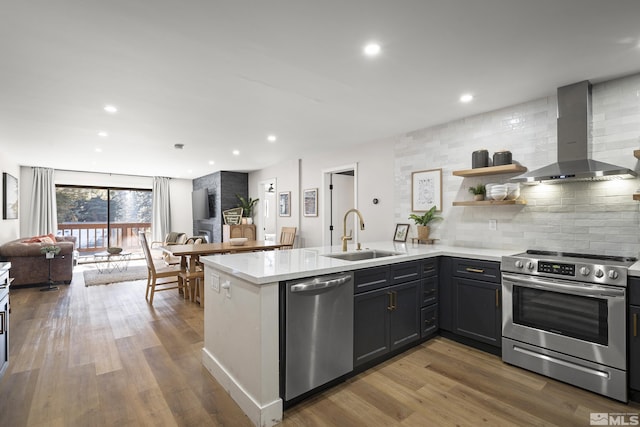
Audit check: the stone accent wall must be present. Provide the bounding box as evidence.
[395,74,640,257]
[193,171,248,243]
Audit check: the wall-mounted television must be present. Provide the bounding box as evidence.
[192,188,209,220]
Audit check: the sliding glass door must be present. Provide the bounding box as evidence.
[56,186,152,255]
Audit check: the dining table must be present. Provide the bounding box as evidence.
[160,240,287,274]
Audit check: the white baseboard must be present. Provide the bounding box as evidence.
[202,347,283,427]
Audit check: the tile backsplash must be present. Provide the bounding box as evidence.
[395,73,640,257]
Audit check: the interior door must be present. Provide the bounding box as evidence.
[329,172,354,246]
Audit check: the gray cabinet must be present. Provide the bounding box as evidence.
[451,258,502,348]
[630,278,640,394]
[353,261,421,367]
[420,258,438,338]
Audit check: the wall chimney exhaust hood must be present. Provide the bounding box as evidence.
[511,80,636,184]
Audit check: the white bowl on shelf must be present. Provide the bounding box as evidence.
[505,183,520,200]
[229,237,248,246]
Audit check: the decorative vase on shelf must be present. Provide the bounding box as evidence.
[246,217,253,224]
[474,194,484,201]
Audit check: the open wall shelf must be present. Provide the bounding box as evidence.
[452,164,526,177]
[452,200,526,207]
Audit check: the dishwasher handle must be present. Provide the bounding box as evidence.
[291,274,351,293]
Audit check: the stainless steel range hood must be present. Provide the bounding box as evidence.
[511,80,637,184]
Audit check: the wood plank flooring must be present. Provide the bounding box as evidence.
[0,265,638,426]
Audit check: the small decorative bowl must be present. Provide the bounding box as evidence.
[107,247,123,254]
[229,238,248,246]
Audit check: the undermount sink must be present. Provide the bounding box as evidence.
[322,250,401,262]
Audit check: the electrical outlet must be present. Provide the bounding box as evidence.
[489,219,497,230]
[211,274,220,292]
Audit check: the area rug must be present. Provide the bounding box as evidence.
[83,265,148,287]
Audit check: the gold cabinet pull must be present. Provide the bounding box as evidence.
[495,289,500,308]
[0,312,4,335]
[634,313,638,337]
[387,292,393,311]
[392,291,397,310]
[466,267,485,274]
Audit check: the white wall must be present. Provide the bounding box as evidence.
[19,168,193,237]
[0,157,20,242]
[249,139,394,248]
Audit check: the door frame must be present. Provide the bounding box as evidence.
[321,163,358,247]
[256,178,277,241]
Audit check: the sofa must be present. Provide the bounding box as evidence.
[0,235,77,286]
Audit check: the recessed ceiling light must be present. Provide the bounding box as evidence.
[460,93,474,103]
[208,160,215,165]
[363,42,381,57]
[104,105,118,114]
[174,143,184,150]
[267,135,277,142]
[97,131,108,137]
[187,169,193,174]
[95,148,102,153]
[232,150,240,156]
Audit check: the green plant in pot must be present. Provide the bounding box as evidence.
[236,194,259,224]
[468,183,486,201]
[408,206,443,241]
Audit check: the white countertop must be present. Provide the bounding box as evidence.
[200,241,519,284]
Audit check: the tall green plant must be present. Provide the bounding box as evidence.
[236,194,259,218]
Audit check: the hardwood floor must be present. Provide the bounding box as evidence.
[1,266,638,426]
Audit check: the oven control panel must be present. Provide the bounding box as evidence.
[538,261,574,276]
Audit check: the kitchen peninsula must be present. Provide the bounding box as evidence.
[199,243,511,427]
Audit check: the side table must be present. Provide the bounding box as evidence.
[93,252,132,274]
[41,253,63,292]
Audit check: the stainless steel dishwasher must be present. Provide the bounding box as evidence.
[283,272,353,402]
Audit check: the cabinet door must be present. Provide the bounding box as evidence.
[389,281,421,351]
[354,288,390,366]
[630,305,640,391]
[0,294,8,379]
[453,277,501,347]
[242,225,256,240]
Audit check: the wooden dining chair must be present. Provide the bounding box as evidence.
[279,227,297,249]
[178,236,205,303]
[139,232,185,305]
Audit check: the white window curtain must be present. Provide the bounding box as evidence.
[152,177,171,242]
[28,167,58,236]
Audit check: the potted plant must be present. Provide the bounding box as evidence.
[40,245,61,259]
[236,194,259,224]
[408,205,443,240]
[468,183,486,201]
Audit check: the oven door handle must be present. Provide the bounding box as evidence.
[502,273,625,298]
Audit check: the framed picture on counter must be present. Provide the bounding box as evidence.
[393,223,409,242]
[411,168,442,212]
[303,188,318,216]
[279,191,291,217]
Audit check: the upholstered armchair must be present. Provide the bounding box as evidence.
[150,232,187,265]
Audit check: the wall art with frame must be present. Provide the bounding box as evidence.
[279,191,291,217]
[411,168,442,212]
[2,172,18,220]
[303,188,318,217]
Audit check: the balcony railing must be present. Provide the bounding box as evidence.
[57,222,151,254]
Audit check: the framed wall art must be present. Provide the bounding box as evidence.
[279,191,291,217]
[393,223,409,242]
[303,188,318,217]
[3,172,18,220]
[411,168,442,212]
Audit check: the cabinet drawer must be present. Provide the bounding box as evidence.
[390,261,420,285]
[421,258,438,278]
[354,266,390,294]
[421,304,438,338]
[630,278,640,306]
[451,258,500,283]
[421,276,438,307]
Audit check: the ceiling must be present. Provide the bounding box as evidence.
[2,1,640,179]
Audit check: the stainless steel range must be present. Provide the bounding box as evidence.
[501,250,637,402]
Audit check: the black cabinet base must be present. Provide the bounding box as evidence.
[630,389,640,404]
[439,331,501,357]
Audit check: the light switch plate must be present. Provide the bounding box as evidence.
[211,274,220,292]
[489,219,497,230]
